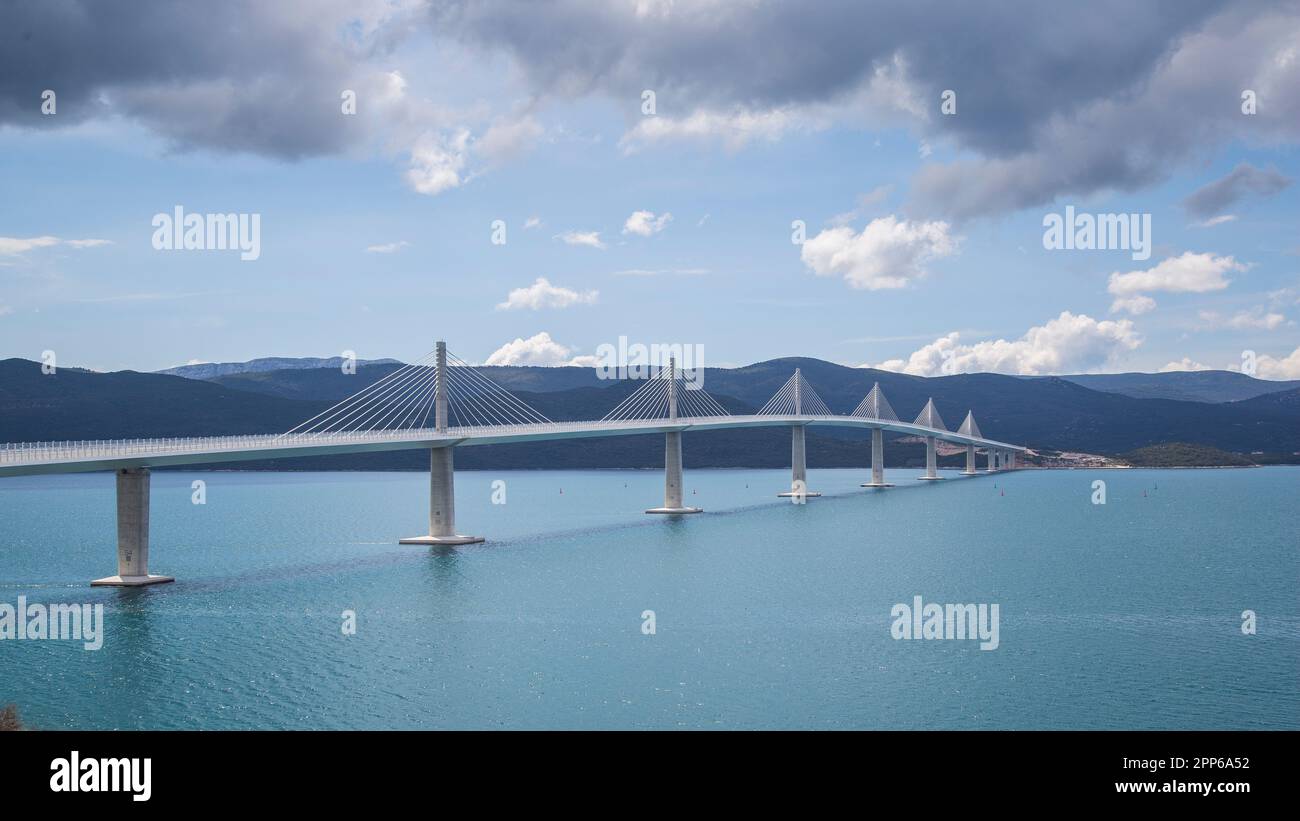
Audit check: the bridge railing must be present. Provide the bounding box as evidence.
[0,414,1013,467]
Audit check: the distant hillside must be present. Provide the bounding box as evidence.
[1058,370,1300,403]
[1119,442,1255,467]
[5,356,1300,468]
[157,356,401,380]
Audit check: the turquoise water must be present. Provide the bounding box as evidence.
[1,466,1297,729]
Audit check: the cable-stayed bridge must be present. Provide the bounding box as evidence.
[0,341,1025,586]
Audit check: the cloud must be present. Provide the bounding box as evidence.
[622,210,673,236]
[1198,308,1287,330]
[430,2,1300,218]
[523,216,542,229]
[1253,346,1300,379]
[554,230,605,249]
[872,311,1141,376]
[1182,163,1292,219]
[1160,358,1212,372]
[0,305,12,317]
[1193,214,1238,228]
[1110,295,1156,316]
[1107,252,1244,313]
[620,106,811,153]
[405,129,471,195]
[484,331,600,366]
[477,114,544,164]
[496,277,597,310]
[800,215,957,290]
[365,241,410,253]
[0,236,112,255]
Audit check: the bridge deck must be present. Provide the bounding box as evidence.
[0,415,1025,478]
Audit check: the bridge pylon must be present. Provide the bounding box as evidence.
[646,357,703,514]
[763,369,825,500]
[401,341,484,545]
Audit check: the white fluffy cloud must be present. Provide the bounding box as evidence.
[405,129,470,196]
[554,231,606,249]
[1159,358,1212,372]
[1252,346,1300,379]
[0,236,112,255]
[801,215,957,290]
[622,210,673,236]
[484,331,600,366]
[1108,252,1243,313]
[496,277,598,310]
[871,311,1141,376]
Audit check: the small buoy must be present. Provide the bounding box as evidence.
[560,488,564,495]
[1000,490,1004,497]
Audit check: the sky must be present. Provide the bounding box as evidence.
[1,0,1298,378]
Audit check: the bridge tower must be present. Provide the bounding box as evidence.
[777,369,821,500]
[914,398,945,481]
[646,357,702,515]
[958,411,980,476]
[91,467,174,586]
[400,341,484,545]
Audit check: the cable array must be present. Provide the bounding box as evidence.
[756,370,834,416]
[600,366,731,422]
[443,352,552,428]
[913,398,947,431]
[851,382,900,421]
[282,346,552,435]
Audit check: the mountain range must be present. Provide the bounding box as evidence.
[3,356,1298,469]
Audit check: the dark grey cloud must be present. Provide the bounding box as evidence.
[430,0,1300,219]
[430,0,1224,156]
[1183,163,1293,218]
[0,0,383,158]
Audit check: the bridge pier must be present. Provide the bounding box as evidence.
[918,435,944,480]
[1008,451,1017,470]
[400,341,483,544]
[401,446,483,545]
[647,430,702,514]
[987,448,998,472]
[962,444,977,475]
[861,427,893,487]
[778,424,820,499]
[91,467,174,587]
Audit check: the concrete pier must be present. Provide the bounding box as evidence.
[400,446,483,545]
[777,424,820,499]
[986,448,998,472]
[918,435,944,480]
[861,427,893,487]
[91,467,173,587]
[647,429,702,514]
[401,341,484,544]
[962,443,978,475]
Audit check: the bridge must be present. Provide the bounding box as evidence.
[0,341,1025,586]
